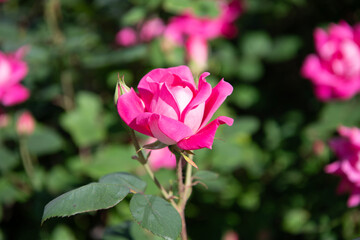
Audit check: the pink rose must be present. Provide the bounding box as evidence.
[16,111,35,136]
[117,65,233,150]
[163,0,243,45]
[115,27,138,47]
[139,18,165,42]
[0,47,29,106]
[325,126,360,207]
[302,21,360,101]
[145,137,176,171]
[185,35,208,73]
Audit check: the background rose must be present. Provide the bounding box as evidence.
[0,47,29,106]
[117,65,233,150]
[145,137,176,171]
[302,21,360,101]
[326,126,360,207]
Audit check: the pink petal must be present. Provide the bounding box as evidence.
[117,88,150,135]
[166,65,196,87]
[325,161,341,174]
[181,72,212,119]
[348,192,360,207]
[129,112,153,136]
[200,79,233,129]
[177,116,234,150]
[1,84,29,106]
[150,83,180,120]
[149,114,193,145]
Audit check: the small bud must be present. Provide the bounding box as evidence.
[16,111,35,136]
[0,112,10,128]
[114,74,130,105]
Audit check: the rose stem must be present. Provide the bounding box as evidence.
[128,128,178,209]
[177,153,194,240]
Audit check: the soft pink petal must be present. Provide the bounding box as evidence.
[177,116,234,150]
[129,112,153,136]
[325,161,341,174]
[150,83,180,120]
[117,88,146,129]
[149,114,193,145]
[181,72,212,120]
[200,79,233,129]
[348,192,360,207]
[1,84,29,106]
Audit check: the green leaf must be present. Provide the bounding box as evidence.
[266,36,302,62]
[130,194,181,240]
[237,57,264,81]
[100,172,147,193]
[26,125,63,155]
[0,147,19,173]
[80,145,138,178]
[241,32,272,58]
[60,92,106,147]
[42,182,129,223]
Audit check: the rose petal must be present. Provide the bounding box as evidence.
[117,88,144,124]
[1,84,29,106]
[178,116,233,150]
[149,114,193,145]
[200,79,233,129]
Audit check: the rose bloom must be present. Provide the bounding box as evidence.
[115,27,138,47]
[117,66,233,150]
[16,111,35,136]
[0,47,29,106]
[139,18,165,42]
[185,35,208,73]
[163,0,243,45]
[325,126,360,207]
[145,137,176,171]
[302,21,360,101]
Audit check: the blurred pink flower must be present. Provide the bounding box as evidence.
[0,110,9,128]
[163,0,243,45]
[0,46,29,106]
[140,18,165,42]
[115,27,138,47]
[302,21,360,101]
[145,137,176,171]
[185,35,208,73]
[326,126,360,207]
[16,111,35,136]
[222,230,239,240]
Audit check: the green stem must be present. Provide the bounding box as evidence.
[177,154,194,240]
[128,128,178,209]
[19,137,34,183]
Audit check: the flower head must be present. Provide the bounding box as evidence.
[16,111,35,136]
[0,47,29,106]
[326,126,360,207]
[302,21,360,101]
[117,65,233,150]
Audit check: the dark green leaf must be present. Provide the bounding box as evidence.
[100,172,147,193]
[42,182,129,223]
[130,194,181,240]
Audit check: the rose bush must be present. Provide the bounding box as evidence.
[117,65,233,150]
[302,21,360,101]
[326,126,360,207]
[0,47,29,106]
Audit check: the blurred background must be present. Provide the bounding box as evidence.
[1,0,360,239]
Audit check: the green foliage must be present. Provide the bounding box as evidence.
[1,0,360,239]
[61,92,106,147]
[42,172,147,223]
[130,194,181,240]
[42,183,129,223]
